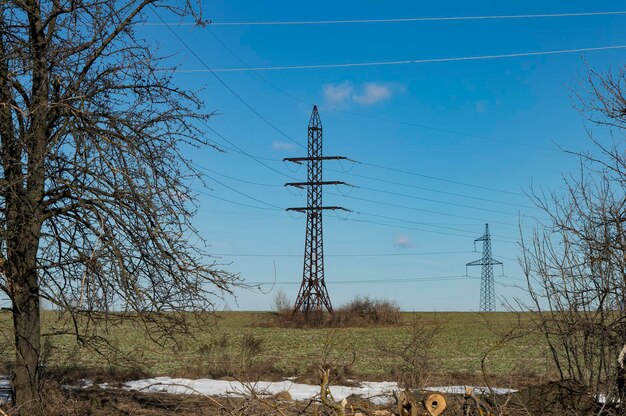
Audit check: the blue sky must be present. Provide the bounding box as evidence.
[136,1,626,311]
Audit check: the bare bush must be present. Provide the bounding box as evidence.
[308,331,356,386]
[377,315,438,389]
[271,296,401,328]
[196,333,271,379]
[273,290,293,320]
[332,296,402,326]
[522,65,626,406]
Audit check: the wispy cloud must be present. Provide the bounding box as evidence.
[271,141,297,151]
[353,82,393,105]
[393,234,414,249]
[322,82,353,107]
[323,81,402,107]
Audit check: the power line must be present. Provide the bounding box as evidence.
[198,209,288,219]
[353,160,526,196]
[151,8,305,149]
[203,130,282,162]
[203,28,557,152]
[152,10,539,246]
[203,124,297,180]
[194,159,536,213]
[324,109,557,151]
[192,162,283,187]
[193,148,536,236]
[144,10,626,26]
[135,17,298,183]
[196,187,522,242]
[336,188,530,218]
[151,10,558,208]
[247,275,477,285]
[195,142,532,203]
[196,28,560,196]
[352,180,539,211]
[175,45,626,73]
[203,173,285,210]
[336,216,520,245]
[204,27,310,105]
[213,250,475,258]
[191,163,534,231]
[351,210,519,242]
[197,189,525,240]
[195,188,283,211]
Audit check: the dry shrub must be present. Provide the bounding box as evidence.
[376,315,438,389]
[271,296,401,328]
[44,365,147,386]
[0,380,89,416]
[272,290,292,316]
[193,333,276,379]
[298,331,356,386]
[332,296,401,326]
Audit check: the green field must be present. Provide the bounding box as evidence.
[0,311,555,388]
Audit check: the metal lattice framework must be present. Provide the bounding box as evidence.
[284,106,349,317]
[466,223,502,312]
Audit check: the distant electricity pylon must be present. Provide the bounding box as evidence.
[284,105,350,317]
[466,223,503,312]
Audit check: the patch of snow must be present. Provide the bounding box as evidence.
[0,375,11,404]
[596,393,620,404]
[424,385,517,395]
[77,379,94,389]
[63,379,94,390]
[120,377,398,404]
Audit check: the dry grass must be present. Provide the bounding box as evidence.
[0,311,554,388]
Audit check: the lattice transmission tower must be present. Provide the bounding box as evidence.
[284,106,350,317]
[466,223,503,312]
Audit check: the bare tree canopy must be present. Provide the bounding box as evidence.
[522,65,626,404]
[0,1,237,412]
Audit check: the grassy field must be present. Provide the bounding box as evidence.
[0,311,555,388]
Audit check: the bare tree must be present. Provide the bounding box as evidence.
[0,1,238,413]
[522,65,626,406]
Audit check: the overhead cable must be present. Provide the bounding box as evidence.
[151,8,305,149]
[203,28,559,151]
[212,250,475,257]
[175,45,626,73]
[353,160,526,196]
[247,275,476,285]
[145,10,626,26]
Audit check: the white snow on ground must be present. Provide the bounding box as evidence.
[121,377,398,405]
[424,386,517,395]
[0,375,11,404]
[119,377,522,405]
[0,373,521,407]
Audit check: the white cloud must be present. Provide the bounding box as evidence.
[322,82,353,107]
[271,141,297,151]
[322,81,401,107]
[393,234,414,249]
[352,82,393,105]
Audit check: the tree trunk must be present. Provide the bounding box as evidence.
[617,344,626,413]
[8,1,48,412]
[8,224,42,414]
[12,272,41,414]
